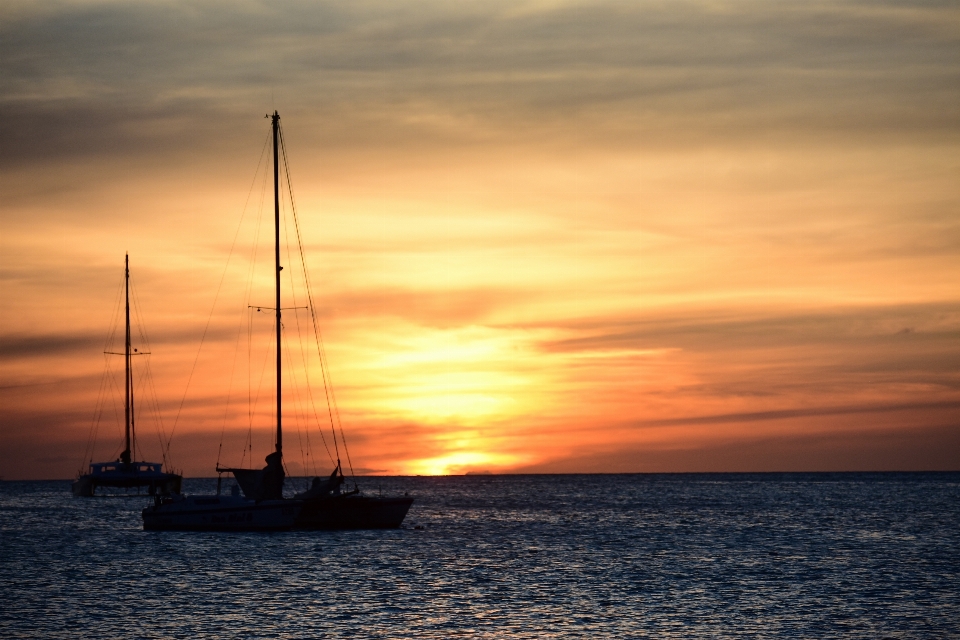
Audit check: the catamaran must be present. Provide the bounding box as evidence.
[142,112,413,531]
[73,254,182,497]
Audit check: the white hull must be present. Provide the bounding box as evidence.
[142,495,301,531]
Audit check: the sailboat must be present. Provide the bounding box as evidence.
[72,254,182,497]
[142,111,413,531]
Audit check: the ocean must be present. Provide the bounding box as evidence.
[1,473,958,638]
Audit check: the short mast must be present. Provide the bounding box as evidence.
[273,111,282,456]
[122,253,132,466]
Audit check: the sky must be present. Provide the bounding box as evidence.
[1,0,958,479]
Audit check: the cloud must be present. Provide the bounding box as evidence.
[2,0,957,170]
[0,325,237,360]
[626,399,960,429]
[540,302,960,354]
[0,332,105,358]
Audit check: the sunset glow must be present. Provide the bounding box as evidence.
[1,0,958,479]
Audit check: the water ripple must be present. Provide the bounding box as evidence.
[1,473,958,638]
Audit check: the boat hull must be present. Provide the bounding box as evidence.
[295,494,414,530]
[73,472,182,497]
[142,495,300,531]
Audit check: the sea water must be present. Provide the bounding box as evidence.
[1,473,958,638]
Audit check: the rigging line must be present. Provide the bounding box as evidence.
[308,301,353,477]
[280,128,353,482]
[144,360,171,468]
[310,317,353,479]
[131,290,165,463]
[243,306,253,468]
[283,304,321,476]
[81,354,112,471]
[82,359,107,467]
[281,323,311,480]
[279,126,342,466]
[104,337,125,462]
[242,163,270,464]
[311,327,354,479]
[128,271,152,356]
[277,126,336,467]
[139,359,164,463]
[128,268,147,461]
[275,332,293,483]
[147,365,172,470]
[215,267,254,470]
[278,147,304,456]
[128,274,166,463]
[214,330,244,470]
[81,265,121,468]
[295,312,336,465]
[133,355,155,462]
[275,129,323,484]
[83,267,127,468]
[90,374,109,464]
[241,309,274,470]
[104,353,128,460]
[165,130,272,456]
[330,364,355,480]
[104,269,130,464]
[104,267,126,362]
[89,371,111,463]
[242,313,278,468]
[289,338,320,481]
[238,307,251,469]
[278,163,331,471]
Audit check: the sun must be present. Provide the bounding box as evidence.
[406,451,523,476]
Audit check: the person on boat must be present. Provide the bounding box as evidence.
[295,466,344,500]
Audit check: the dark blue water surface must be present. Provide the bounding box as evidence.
[1,473,958,638]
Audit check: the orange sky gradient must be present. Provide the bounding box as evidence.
[2,0,959,479]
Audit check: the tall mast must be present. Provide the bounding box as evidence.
[122,253,132,465]
[273,111,282,456]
